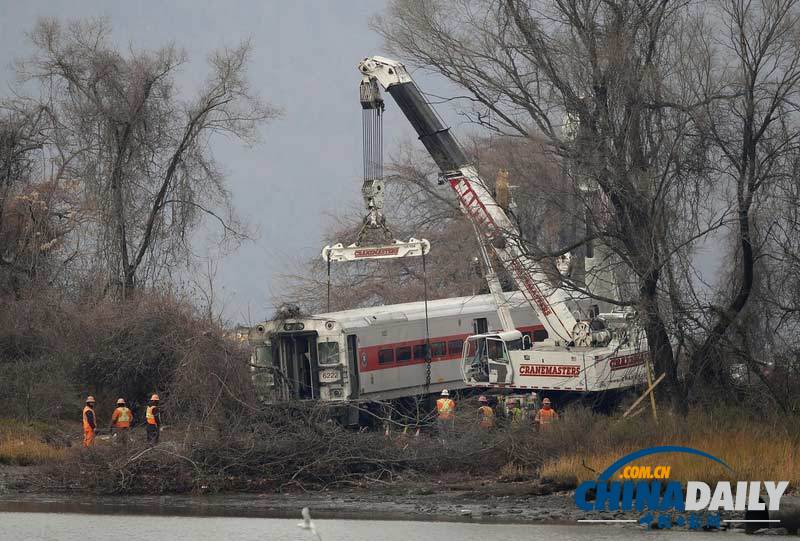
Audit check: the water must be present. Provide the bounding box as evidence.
[0,512,775,541]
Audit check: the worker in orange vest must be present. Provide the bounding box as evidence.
[477,395,495,429]
[145,394,161,445]
[534,397,558,431]
[435,389,455,435]
[82,396,97,447]
[110,398,133,444]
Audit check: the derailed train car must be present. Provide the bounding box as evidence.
[247,292,546,408]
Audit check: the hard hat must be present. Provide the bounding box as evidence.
[542,397,551,404]
[440,389,449,397]
[150,394,160,401]
[478,395,488,403]
[86,396,96,403]
[116,398,125,405]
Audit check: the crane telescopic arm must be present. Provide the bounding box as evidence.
[358,56,578,343]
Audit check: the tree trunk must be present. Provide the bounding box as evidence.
[639,272,683,410]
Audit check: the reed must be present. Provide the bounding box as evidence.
[539,414,800,488]
[0,420,65,466]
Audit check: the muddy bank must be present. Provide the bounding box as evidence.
[0,489,577,524]
[0,467,750,528]
[0,465,577,523]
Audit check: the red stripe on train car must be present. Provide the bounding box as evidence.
[358,325,545,372]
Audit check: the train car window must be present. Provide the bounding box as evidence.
[533,329,549,342]
[447,340,463,355]
[396,346,412,362]
[431,341,446,356]
[317,341,340,366]
[413,344,428,359]
[378,349,395,365]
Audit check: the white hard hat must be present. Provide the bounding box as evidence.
[441,389,449,396]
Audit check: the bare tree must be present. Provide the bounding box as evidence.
[0,105,82,295]
[679,0,800,394]
[16,18,279,296]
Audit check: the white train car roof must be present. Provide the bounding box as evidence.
[310,291,530,330]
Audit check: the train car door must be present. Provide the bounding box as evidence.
[277,333,319,399]
[473,317,488,334]
[347,334,360,398]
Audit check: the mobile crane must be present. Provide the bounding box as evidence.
[357,56,648,392]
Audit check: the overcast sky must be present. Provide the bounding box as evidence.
[0,0,459,324]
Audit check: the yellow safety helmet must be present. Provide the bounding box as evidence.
[542,397,551,405]
[86,396,96,404]
[150,394,160,401]
[116,398,125,405]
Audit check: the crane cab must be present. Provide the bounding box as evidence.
[461,330,523,385]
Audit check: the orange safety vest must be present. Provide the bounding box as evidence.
[111,407,132,428]
[146,405,158,425]
[82,406,95,431]
[478,405,495,428]
[436,398,455,420]
[535,407,558,429]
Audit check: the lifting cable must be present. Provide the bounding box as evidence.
[363,103,383,182]
[422,250,431,394]
[326,250,332,313]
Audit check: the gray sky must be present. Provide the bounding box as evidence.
[0,0,447,324]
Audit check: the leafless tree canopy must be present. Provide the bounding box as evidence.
[7,18,278,297]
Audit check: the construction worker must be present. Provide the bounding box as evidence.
[477,396,495,429]
[489,395,506,427]
[506,398,524,425]
[110,398,133,444]
[534,397,558,431]
[145,394,161,445]
[82,396,97,447]
[435,389,455,436]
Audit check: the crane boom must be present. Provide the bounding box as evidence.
[358,56,577,343]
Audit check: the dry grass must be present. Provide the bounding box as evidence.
[498,462,534,482]
[539,411,800,488]
[0,420,66,465]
